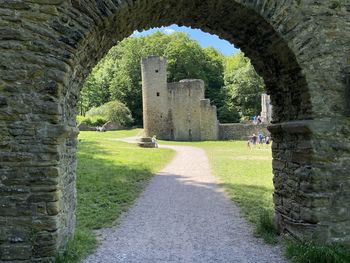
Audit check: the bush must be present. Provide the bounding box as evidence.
[76,115,86,125]
[86,100,133,127]
[77,115,108,127]
[217,104,240,123]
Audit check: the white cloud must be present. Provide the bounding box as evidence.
[163,28,176,35]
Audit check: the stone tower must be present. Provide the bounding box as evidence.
[141,56,170,138]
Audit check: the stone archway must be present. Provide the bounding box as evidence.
[0,0,349,261]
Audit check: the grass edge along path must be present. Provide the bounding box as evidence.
[56,130,175,263]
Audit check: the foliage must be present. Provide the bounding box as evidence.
[56,130,175,262]
[78,32,226,125]
[78,64,112,116]
[221,52,265,122]
[285,240,350,263]
[217,103,241,123]
[77,115,108,127]
[86,100,133,127]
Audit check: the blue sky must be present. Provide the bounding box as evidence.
[132,24,239,56]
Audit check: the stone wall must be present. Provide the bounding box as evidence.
[200,99,219,141]
[168,80,204,141]
[0,0,349,261]
[142,56,219,141]
[219,124,269,141]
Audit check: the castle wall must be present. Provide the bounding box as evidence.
[141,56,171,139]
[200,99,219,140]
[167,80,204,141]
[219,123,270,140]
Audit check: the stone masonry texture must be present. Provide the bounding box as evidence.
[0,0,349,261]
[219,123,269,141]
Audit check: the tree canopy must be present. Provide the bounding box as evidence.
[79,31,265,125]
[219,52,265,123]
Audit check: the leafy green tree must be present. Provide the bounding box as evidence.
[78,59,112,115]
[86,100,133,127]
[202,47,225,108]
[220,52,265,122]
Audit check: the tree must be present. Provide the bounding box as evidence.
[86,100,133,127]
[220,52,265,122]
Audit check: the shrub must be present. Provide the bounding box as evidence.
[86,100,133,127]
[77,115,86,125]
[77,115,108,127]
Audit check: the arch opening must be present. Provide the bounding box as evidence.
[1,1,349,261]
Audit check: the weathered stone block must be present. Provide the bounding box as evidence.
[0,244,32,261]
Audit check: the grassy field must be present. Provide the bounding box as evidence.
[57,130,175,262]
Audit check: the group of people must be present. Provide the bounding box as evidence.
[247,132,270,149]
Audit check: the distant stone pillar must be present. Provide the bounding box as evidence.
[261,93,272,123]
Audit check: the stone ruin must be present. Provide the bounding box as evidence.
[141,56,270,141]
[142,56,219,141]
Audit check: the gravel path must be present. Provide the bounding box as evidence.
[83,144,287,263]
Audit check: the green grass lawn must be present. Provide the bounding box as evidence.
[56,129,175,262]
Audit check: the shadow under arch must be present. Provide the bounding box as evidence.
[1,0,349,261]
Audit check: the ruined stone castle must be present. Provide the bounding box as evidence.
[141,56,219,141]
